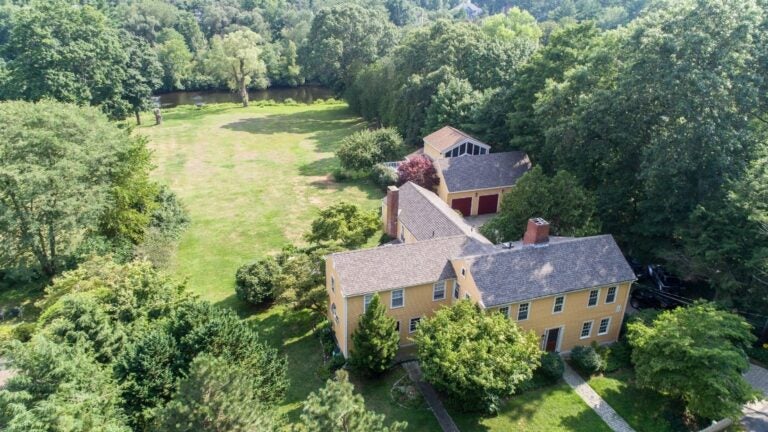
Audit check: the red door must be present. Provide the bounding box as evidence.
[477,194,499,215]
[451,197,472,216]
[545,327,560,352]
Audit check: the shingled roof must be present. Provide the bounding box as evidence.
[423,126,489,152]
[331,236,495,297]
[397,182,488,242]
[436,151,531,192]
[463,235,636,307]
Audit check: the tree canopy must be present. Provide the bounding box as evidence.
[627,302,758,420]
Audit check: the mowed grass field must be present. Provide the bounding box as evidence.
[141,102,381,307]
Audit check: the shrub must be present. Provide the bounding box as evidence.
[336,128,405,172]
[397,155,439,191]
[235,257,282,305]
[305,202,379,249]
[11,322,35,342]
[570,345,605,375]
[538,351,565,382]
[370,163,399,190]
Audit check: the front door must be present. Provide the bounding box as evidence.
[544,327,560,352]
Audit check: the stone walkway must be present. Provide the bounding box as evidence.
[402,362,460,432]
[742,363,768,432]
[562,363,636,432]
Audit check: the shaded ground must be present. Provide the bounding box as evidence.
[742,363,768,432]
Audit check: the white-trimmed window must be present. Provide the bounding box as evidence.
[391,289,404,309]
[453,281,460,299]
[580,321,593,339]
[588,289,599,307]
[605,286,617,304]
[598,317,611,335]
[331,303,338,323]
[499,306,510,318]
[517,303,530,321]
[433,281,446,301]
[331,276,335,292]
[409,317,421,333]
[553,296,565,314]
[363,294,373,312]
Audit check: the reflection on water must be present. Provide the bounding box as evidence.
[152,86,334,108]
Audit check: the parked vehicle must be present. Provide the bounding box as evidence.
[629,286,683,310]
[647,264,684,292]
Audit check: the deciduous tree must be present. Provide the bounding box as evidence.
[627,302,758,420]
[205,29,268,107]
[414,300,541,412]
[480,166,601,243]
[305,202,379,249]
[0,102,151,276]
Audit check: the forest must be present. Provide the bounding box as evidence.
[0,0,766,430]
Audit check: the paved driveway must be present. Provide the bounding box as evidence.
[743,363,768,432]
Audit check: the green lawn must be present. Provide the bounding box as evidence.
[140,102,381,307]
[142,102,385,424]
[450,383,612,432]
[588,369,685,432]
[352,368,442,431]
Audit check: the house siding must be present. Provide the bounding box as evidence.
[337,280,454,357]
[326,260,348,355]
[435,171,510,216]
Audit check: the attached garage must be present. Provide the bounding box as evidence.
[451,197,472,216]
[477,194,499,215]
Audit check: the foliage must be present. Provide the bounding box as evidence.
[235,257,282,305]
[538,351,565,383]
[0,101,154,276]
[570,345,605,375]
[349,295,399,376]
[481,166,600,242]
[396,155,439,192]
[302,4,396,92]
[336,128,405,172]
[305,202,379,249]
[149,185,190,240]
[275,245,341,317]
[2,0,129,119]
[157,354,281,431]
[295,370,407,432]
[627,302,757,420]
[0,337,130,432]
[748,344,768,366]
[204,29,268,106]
[422,76,481,135]
[414,301,541,412]
[481,7,542,43]
[371,164,399,190]
[155,28,192,91]
[603,340,632,373]
[121,31,163,124]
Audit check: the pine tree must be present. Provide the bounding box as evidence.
[349,295,400,376]
[295,370,406,432]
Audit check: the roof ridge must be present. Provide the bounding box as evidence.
[461,234,616,261]
[329,234,472,258]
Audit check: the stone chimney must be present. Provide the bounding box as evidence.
[523,218,550,246]
[386,186,399,238]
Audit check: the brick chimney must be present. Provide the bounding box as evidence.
[386,186,399,238]
[523,218,550,246]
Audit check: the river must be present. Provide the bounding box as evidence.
[152,85,335,108]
